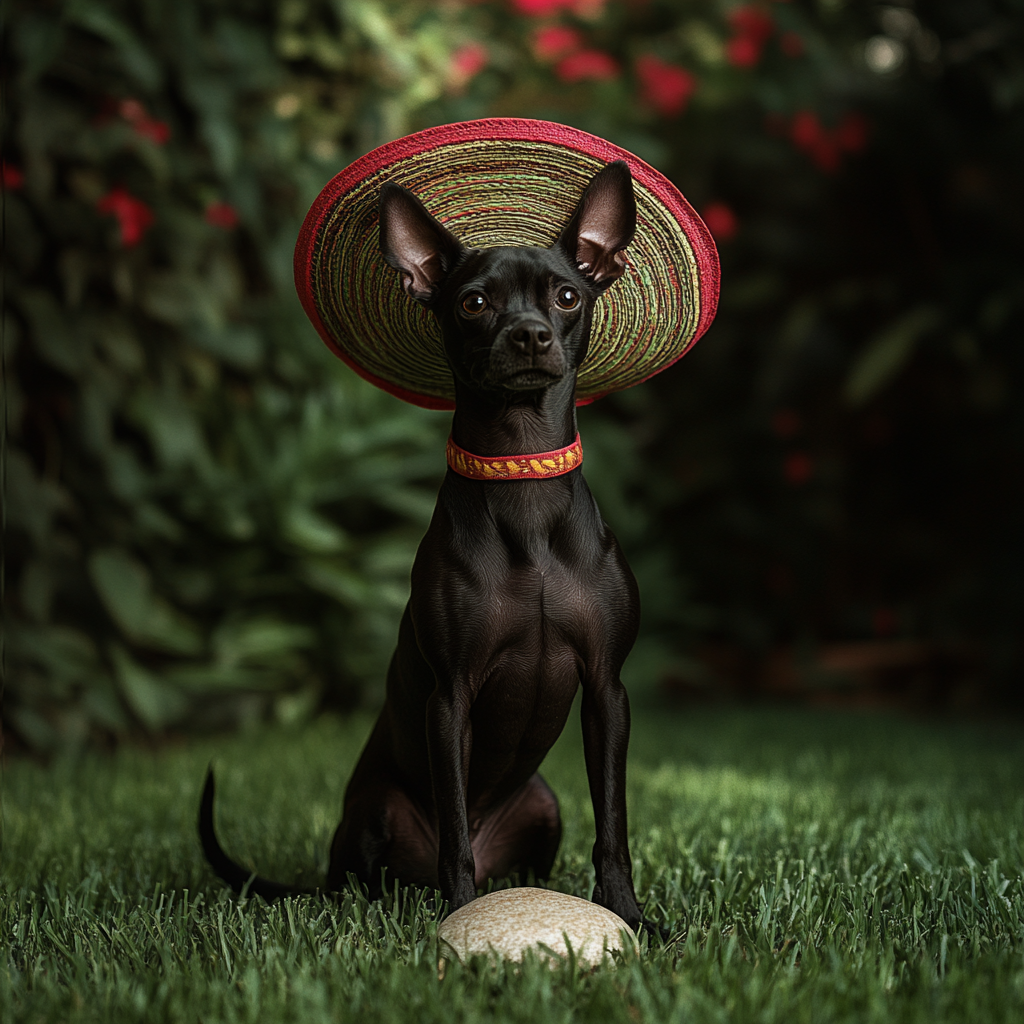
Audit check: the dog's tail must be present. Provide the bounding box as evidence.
[198,767,318,901]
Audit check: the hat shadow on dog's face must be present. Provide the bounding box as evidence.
[378,162,637,395]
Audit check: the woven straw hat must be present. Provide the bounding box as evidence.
[294,118,719,410]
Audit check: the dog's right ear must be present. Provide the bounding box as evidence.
[378,183,463,305]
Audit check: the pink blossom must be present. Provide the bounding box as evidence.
[451,42,488,82]
[118,98,170,146]
[635,55,697,117]
[97,186,155,247]
[533,25,584,60]
[510,0,572,15]
[555,49,620,82]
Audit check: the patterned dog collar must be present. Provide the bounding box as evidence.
[446,434,583,480]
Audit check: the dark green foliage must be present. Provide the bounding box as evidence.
[432,0,1024,701]
[3,0,461,749]
[2,708,1022,1021]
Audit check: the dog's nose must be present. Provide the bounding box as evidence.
[509,320,553,355]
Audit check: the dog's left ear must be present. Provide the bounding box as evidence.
[554,160,637,292]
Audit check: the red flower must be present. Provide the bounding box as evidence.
[571,0,608,15]
[701,201,738,242]
[533,25,583,61]
[511,0,572,15]
[811,140,840,173]
[118,98,170,146]
[783,452,813,484]
[836,112,869,153]
[779,31,804,57]
[555,49,620,82]
[118,98,147,123]
[635,55,697,117]
[96,186,155,247]
[1,162,24,190]
[725,5,774,68]
[790,109,824,150]
[450,42,488,86]
[728,6,774,44]
[134,118,171,145]
[790,110,839,172]
[205,201,239,229]
[725,34,762,68]
[771,409,801,438]
[789,110,863,173]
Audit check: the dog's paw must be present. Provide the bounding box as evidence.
[638,915,671,944]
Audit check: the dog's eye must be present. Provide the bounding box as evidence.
[461,293,487,315]
[555,288,580,310]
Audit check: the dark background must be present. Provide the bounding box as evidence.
[3,0,1022,754]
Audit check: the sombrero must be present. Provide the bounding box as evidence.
[295,118,719,410]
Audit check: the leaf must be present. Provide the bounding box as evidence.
[20,560,54,622]
[17,289,83,374]
[212,617,316,668]
[164,664,273,692]
[5,447,68,548]
[128,388,213,473]
[88,547,204,655]
[844,306,942,406]
[190,325,264,371]
[283,505,348,553]
[13,12,65,86]
[66,0,162,90]
[300,561,372,606]
[12,624,102,683]
[110,645,188,730]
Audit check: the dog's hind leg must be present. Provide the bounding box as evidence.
[470,773,563,887]
[327,784,439,897]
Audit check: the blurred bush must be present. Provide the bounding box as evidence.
[424,0,1024,709]
[4,0,1022,752]
[2,0,466,751]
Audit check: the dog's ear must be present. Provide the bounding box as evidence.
[554,160,637,292]
[379,182,463,305]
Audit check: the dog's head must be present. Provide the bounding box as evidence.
[378,162,636,395]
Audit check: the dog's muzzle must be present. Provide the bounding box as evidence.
[491,315,566,388]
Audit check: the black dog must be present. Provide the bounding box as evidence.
[201,159,650,932]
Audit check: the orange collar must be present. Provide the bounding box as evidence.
[446,433,583,480]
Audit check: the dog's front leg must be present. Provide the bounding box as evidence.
[581,672,643,931]
[426,687,477,910]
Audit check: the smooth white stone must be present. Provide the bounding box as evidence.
[437,887,638,974]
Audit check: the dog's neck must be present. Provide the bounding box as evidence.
[450,374,579,458]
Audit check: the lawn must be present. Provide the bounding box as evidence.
[2,702,1022,1023]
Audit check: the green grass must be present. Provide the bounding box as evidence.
[2,703,1022,1023]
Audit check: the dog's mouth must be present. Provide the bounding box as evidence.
[497,368,564,390]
